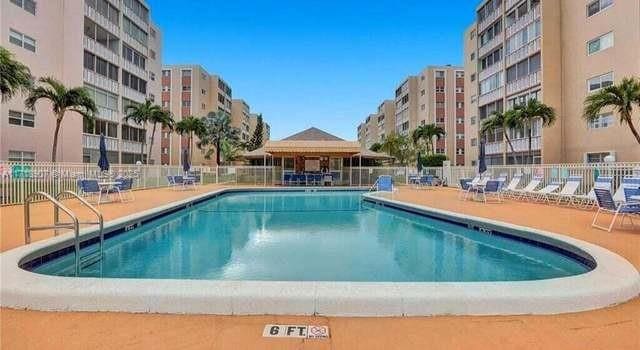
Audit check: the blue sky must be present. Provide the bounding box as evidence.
[148,0,476,140]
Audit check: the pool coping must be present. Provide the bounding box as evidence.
[1,188,639,317]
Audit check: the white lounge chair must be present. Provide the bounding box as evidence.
[531,181,562,203]
[547,176,582,205]
[511,176,543,201]
[502,174,522,198]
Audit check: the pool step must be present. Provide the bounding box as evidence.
[80,250,102,269]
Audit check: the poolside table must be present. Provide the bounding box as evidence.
[98,181,121,204]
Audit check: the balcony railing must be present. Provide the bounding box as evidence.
[83,69,119,94]
[122,86,146,103]
[478,60,504,82]
[121,140,144,153]
[506,5,540,37]
[505,0,521,11]
[122,33,148,56]
[123,59,147,80]
[506,71,541,96]
[84,2,119,36]
[83,36,119,65]
[478,9,502,33]
[122,5,148,30]
[478,86,504,107]
[506,37,541,66]
[485,136,542,155]
[96,106,119,122]
[83,134,119,151]
[485,141,505,155]
[478,35,502,58]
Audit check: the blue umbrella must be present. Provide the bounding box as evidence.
[478,139,487,174]
[97,134,110,172]
[416,151,423,173]
[182,148,191,173]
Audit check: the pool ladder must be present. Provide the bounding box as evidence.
[24,191,104,276]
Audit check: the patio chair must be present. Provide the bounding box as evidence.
[167,175,179,190]
[458,178,472,200]
[613,177,640,203]
[547,176,582,205]
[115,178,135,202]
[531,181,562,203]
[624,188,640,203]
[571,176,613,208]
[282,173,292,186]
[592,188,640,232]
[313,174,323,186]
[463,175,491,201]
[78,179,105,204]
[372,175,397,195]
[418,175,434,188]
[476,180,503,203]
[502,174,522,198]
[511,176,543,201]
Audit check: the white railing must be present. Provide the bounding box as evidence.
[122,86,146,103]
[83,36,120,65]
[122,59,147,80]
[506,0,522,11]
[122,4,149,29]
[82,134,119,151]
[485,136,542,156]
[439,162,640,197]
[506,37,541,66]
[122,33,148,56]
[506,5,540,37]
[506,71,541,96]
[478,86,504,106]
[478,9,502,33]
[96,106,119,122]
[83,69,119,94]
[478,60,504,82]
[84,2,119,35]
[121,140,144,154]
[486,141,505,155]
[478,35,502,58]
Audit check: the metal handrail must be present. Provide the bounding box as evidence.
[24,192,81,275]
[55,191,105,275]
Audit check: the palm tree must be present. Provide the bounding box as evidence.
[25,77,96,162]
[507,99,556,164]
[381,132,415,166]
[412,124,445,155]
[197,111,241,166]
[146,109,174,163]
[369,142,383,153]
[0,46,32,101]
[218,139,242,165]
[123,99,158,163]
[480,110,518,165]
[175,116,205,164]
[584,77,640,145]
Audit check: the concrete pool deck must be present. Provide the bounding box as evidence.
[1,185,639,349]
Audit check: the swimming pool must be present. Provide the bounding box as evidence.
[30,190,590,281]
[3,188,638,316]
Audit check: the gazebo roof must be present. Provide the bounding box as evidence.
[281,127,345,141]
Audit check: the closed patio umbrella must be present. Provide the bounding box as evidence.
[182,149,191,173]
[478,140,487,175]
[97,134,110,172]
[416,151,423,174]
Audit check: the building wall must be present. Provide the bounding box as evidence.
[231,99,251,142]
[357,100,394,149]
[394,76,420,137]
[464,24,480,167]
[1,0,162,164]
[160,65,232,166]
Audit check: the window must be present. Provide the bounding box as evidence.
[162,70,170,77]
[471,138,477,146]
[201,89,206,95]
[586,152,613,163]
[435,87,445,93]
[456,71,464,78]
[588,32,614,55]
[588,72,614,92]
[8,110,35,127]
[479,20,502,47]
[182,85,191,91]
[588,113,614,129]
[9,29,35,52]
[480,47,502,71]
[470,53,475,61]
[123,0,150,23]
[149,72,155,81]
[456,134,465,140]
[182,100,191,107]
[85,84,118,112]
[456,87,464,93]
[435,71,445,79]
[10,0,36,15]
[83,118,117,138]
[420,104,426,111]
[181,70,191,77]
[8,150,35,162]
[456,117,464,124]
[162,86,170,92]
[122,44,146,70]
[457,102,464,109]
[477,0,502,22]
[122,70,147,94]
[506,53,540,83]
[123,16,148,46]
[479,72,502,95]
[162,101,169,108]
[420,89,425,96]
[470,73,476,82]
[86,0,119,25]
[121,125,146,142]
[84,51,118,81]
[471,116,476,125]
[149,50,156,60]
[587,0,613,17]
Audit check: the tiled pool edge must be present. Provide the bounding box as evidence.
[1,188,639,317]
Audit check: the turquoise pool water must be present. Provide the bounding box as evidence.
[31,191,590,282]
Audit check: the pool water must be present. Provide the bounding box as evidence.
[32,191,590,282]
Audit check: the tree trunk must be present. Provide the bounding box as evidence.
[504,132,518,165]
[216,140,221,166]
[528,127,533,164]
[625,114,640,145]
[147,123,157,164]
[51,116,63,162]
[189,132,193,164]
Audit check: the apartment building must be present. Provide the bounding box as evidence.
[464,24,480,166]
[466,0,640,165]
[357,100,395,149]
[1,0,163,164]
[394,76,420,137]
[417,66,466,165]
[231,99,252,142]
[160,64,232,166]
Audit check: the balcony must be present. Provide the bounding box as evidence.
[478,60,504,82]
[506,5,541,37]
[485,136,542,155]
[478,86,504,107]
[83,36,119,65]
[478,36,502,58]
[121,140,144,154]
[83,134,119,151]
[122,33,148,56]
[506,37,541,67]
[123,59,147,81]
[96,106,119,123]
[122,5,148,30]
[505,0,521,11]
[478,9,502,33]
[506,71,541,96]
[485,141,505,155]
[83,69,119,94]
[122,86,146,103]
[84,2,119,36]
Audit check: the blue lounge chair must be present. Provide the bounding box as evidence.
[313,174,323,186]
[115,177,134,202]
[592,188,640,232]
[419,175,434,188]
[613,177,640,203]
[372,175,396,194]
[571,176,613,208]
[474,180,503,203]
[283,173,292,186]
[78,179,105,204]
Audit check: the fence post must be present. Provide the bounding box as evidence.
[442,161,452,187]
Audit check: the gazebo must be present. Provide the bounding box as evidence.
[242,127,392,185]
